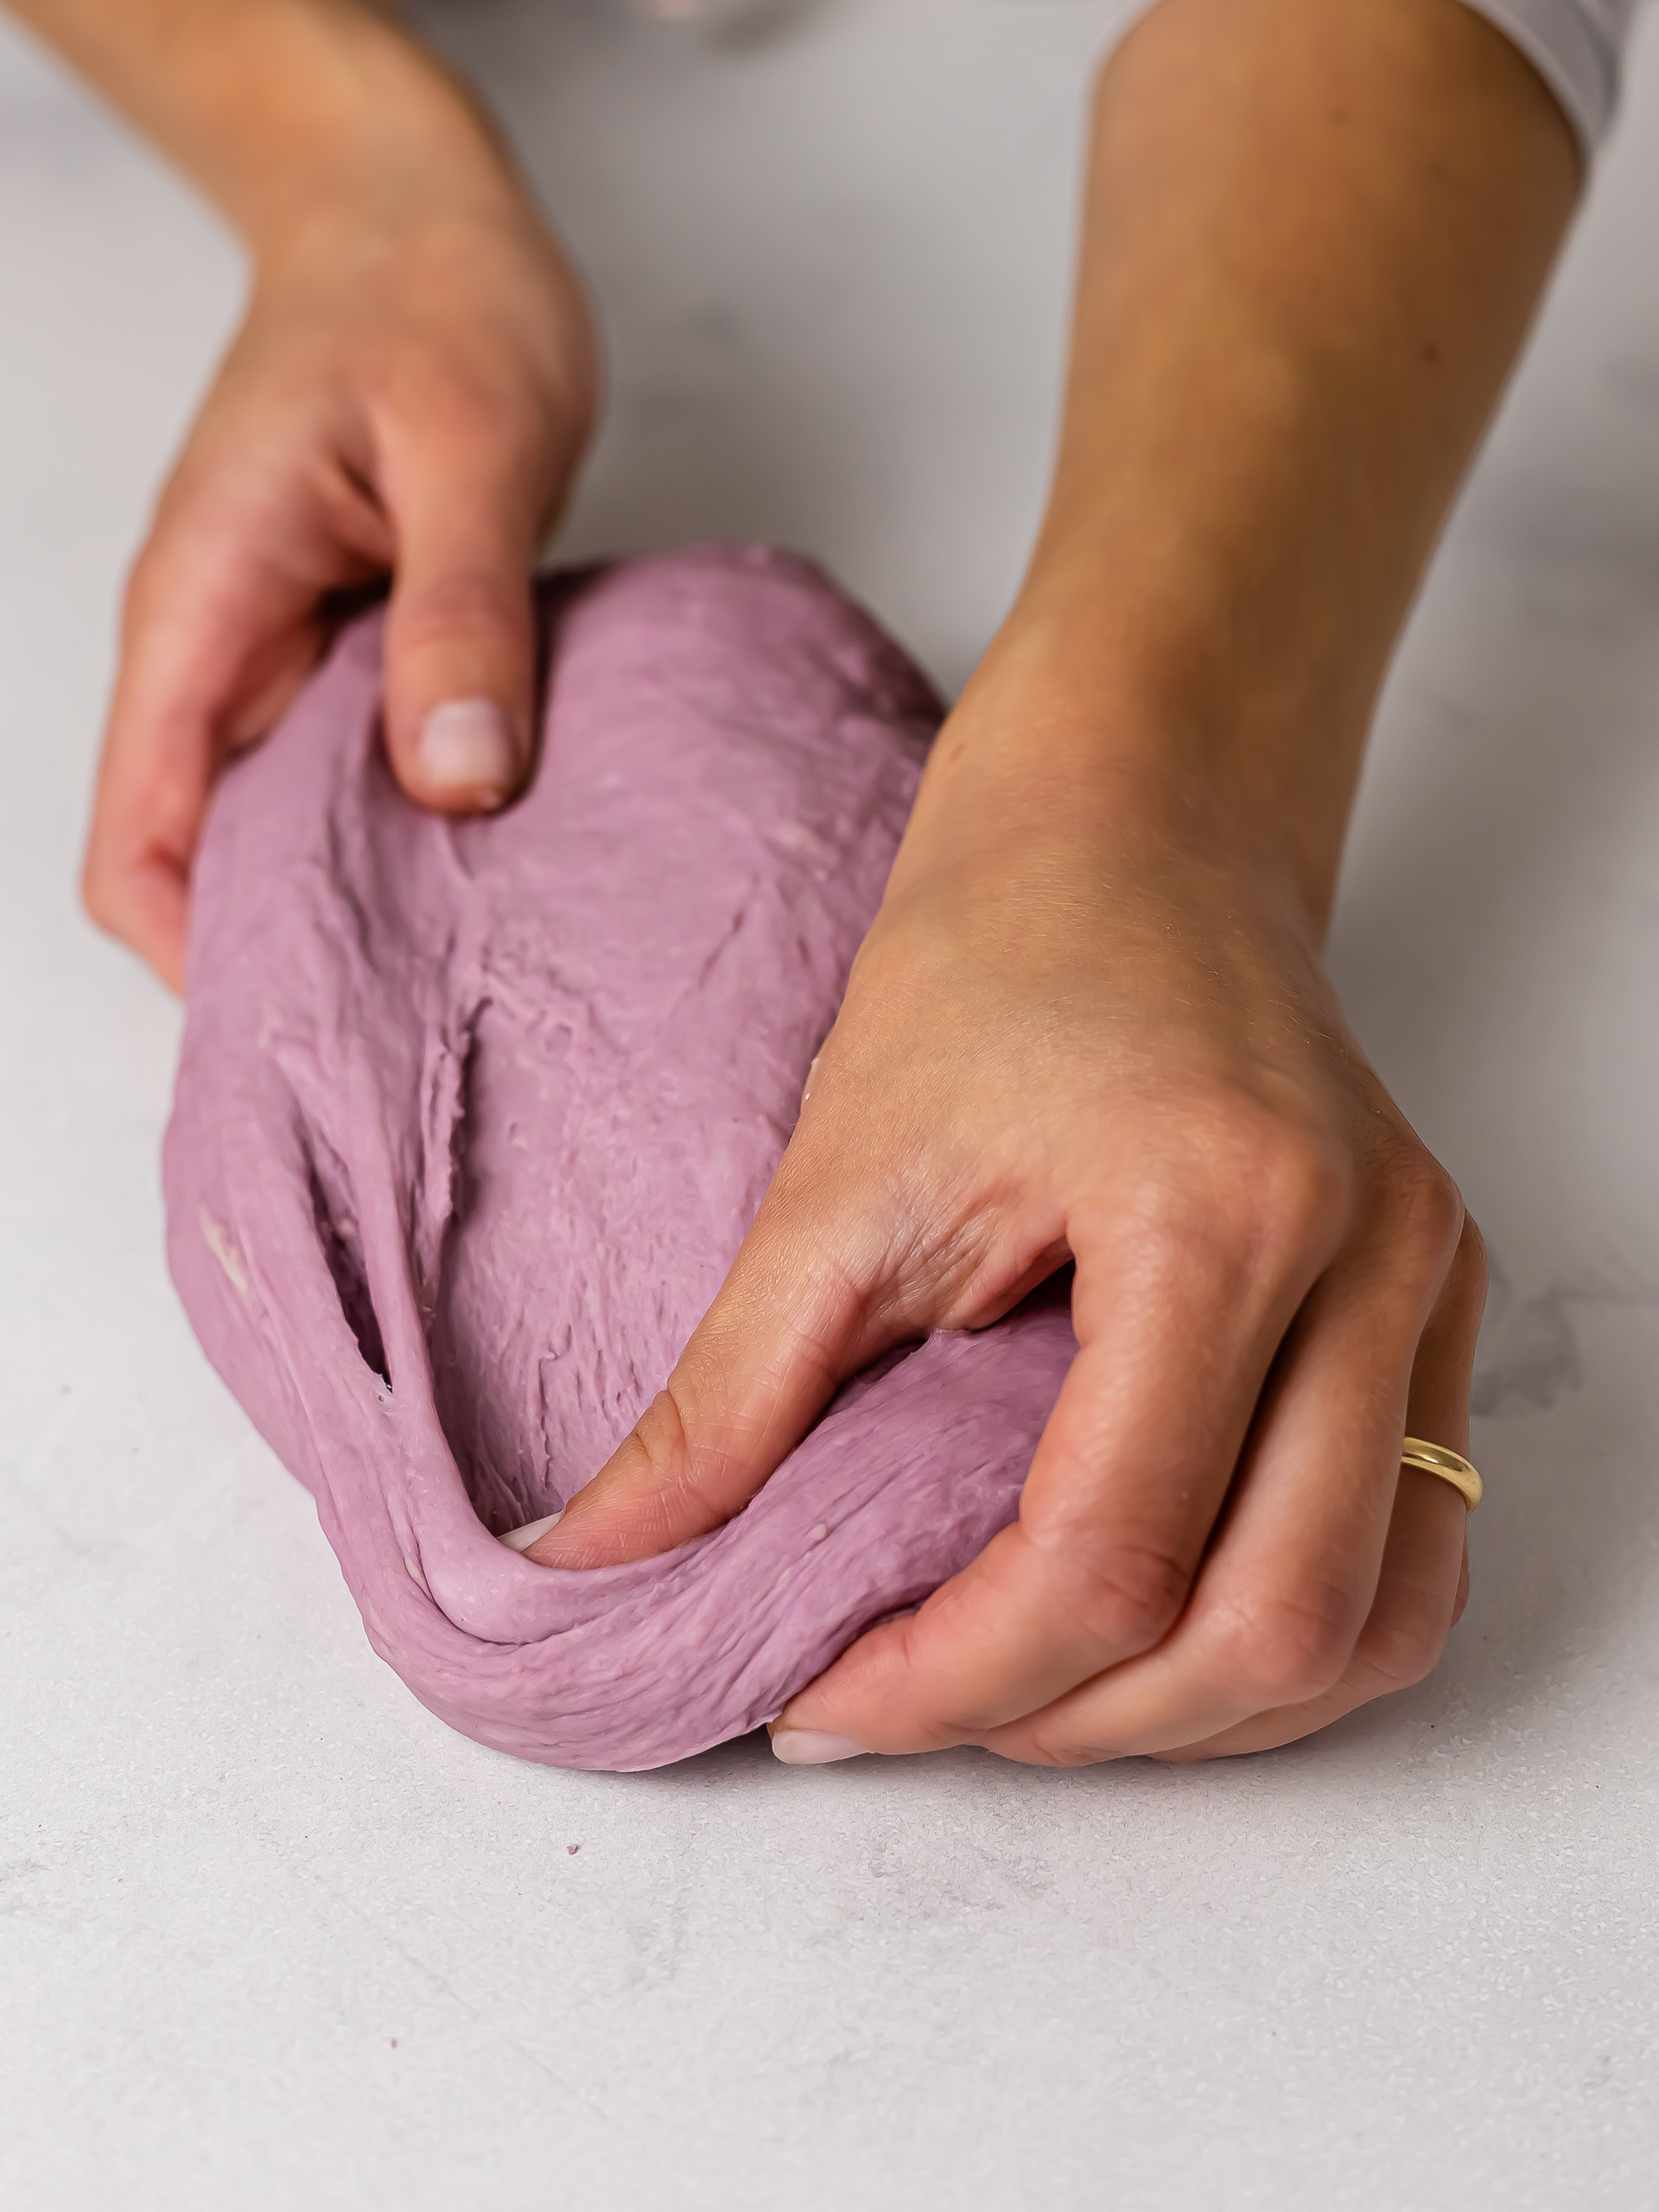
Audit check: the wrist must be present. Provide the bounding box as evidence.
[911,569,1359,944]
[126,0,529,257]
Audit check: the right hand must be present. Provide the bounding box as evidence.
[534,630,1486,1769]
[83,149,598,989]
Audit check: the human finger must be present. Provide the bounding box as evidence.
[376,403,555,816]
[770,1128,1351,1753]
[1153,1469,1467,1759]
[972,1174,1471,1764]
[525,1176,894,1569]
[1153,1213,1486,1761]
[82,481,366,987]
[527,1013,1078,1573]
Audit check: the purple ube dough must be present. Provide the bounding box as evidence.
[164,547,1077,1770]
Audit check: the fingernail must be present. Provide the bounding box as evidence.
[499,1510,563,1554]
[416,698,518,806]
[770,1730,868,1766]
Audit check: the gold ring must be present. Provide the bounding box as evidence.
[1400,1436,1483,1512]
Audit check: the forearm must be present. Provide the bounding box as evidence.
[931,0,1580,935]
[6,0,520,250]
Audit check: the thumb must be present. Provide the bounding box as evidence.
[379,441,543,815]
[526,1198,888,1569]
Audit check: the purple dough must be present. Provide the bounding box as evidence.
[164,546,1077,1770]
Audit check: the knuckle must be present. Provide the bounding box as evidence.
[1220,1583,1357,1707]
[605,1385,734,1538]
[393,563,529,652]
[1378,1149,1466,1276]
[384,378,557,514]
[1372,1623,1446,1696]
[1014,1733,1117,1771]
[1352,1585,1452,1696]
[1055,1531,1193,1656]
[628,1385,692,1478]
[1249,1125,1352,1262]
[1136,1095,1352,1268]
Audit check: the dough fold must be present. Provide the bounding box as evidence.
[165,547,1076,1770]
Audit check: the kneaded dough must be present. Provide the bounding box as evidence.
[165,547,1077,1770]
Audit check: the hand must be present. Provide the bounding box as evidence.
[519,0,1561,1764]
[529,639,1486,1766]
[516,0,1560,1766]
[83,130,597,988]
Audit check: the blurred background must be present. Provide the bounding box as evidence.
[3,3,1658,2204]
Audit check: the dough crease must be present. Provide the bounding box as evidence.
[165,548,1077,1770]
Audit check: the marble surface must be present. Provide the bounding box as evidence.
[3,2,1658,2204]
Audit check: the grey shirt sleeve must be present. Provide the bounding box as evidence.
[1460,0,1641,149]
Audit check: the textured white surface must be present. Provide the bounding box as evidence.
[3,3,1658,2205]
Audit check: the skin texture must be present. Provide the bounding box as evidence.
[16,0,1580,1764]
[532,0,1579,1768]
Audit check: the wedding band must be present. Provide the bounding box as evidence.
[1400,1437,1483,1512]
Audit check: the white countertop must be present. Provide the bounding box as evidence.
[3,3,1657,2204]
